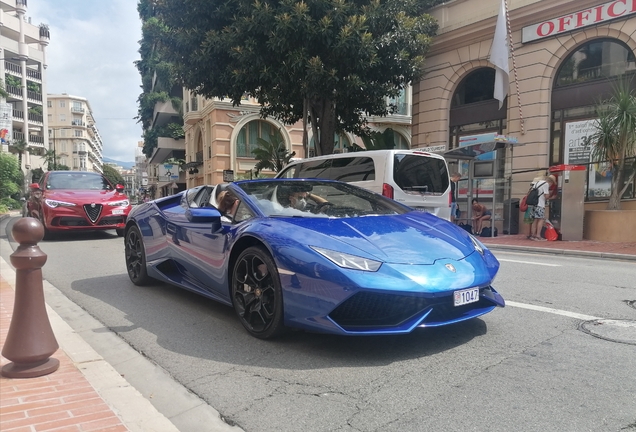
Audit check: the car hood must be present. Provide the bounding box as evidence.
[44,189,126,204]
[277,213,476,265]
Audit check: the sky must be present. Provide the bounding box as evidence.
[29,0,143,163]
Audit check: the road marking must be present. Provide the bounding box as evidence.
[506,301,600,320]
[498,258,561,267]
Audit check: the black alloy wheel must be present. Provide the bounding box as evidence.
[125,226,151,285]
[232,246,284,339]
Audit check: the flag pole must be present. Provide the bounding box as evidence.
[504,0,525,135]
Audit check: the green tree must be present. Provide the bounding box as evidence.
[588,78,636,210]
[102,165,125,187]
[0,78,8,99]
[0,153,22,212]
[8,139,30,169]
[150,0,438,156]
[350,128,397,151]
[252,129,296,175]
[42,149,58,170]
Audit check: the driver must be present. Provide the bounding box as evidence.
[288,190,328,211]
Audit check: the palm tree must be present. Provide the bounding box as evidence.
[42,149,58,170]
[588,78,636,210]
[8,139,30,170]
[252,130,295,175]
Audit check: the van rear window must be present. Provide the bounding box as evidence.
[393,155,449,194]
[294,157,375,181]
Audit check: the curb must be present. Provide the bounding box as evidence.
[485,243,636,261]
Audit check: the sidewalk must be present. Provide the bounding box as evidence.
[478,233,636,261]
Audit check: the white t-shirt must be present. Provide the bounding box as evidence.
[531,180,550,208]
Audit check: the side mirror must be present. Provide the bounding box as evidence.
[185,208,221,223]
[115,184,125,193]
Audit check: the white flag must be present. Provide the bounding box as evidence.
[490,0,509,110]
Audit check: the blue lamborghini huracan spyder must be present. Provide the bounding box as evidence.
[124,179,504,339]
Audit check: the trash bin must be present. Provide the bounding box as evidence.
[503,198,519,235]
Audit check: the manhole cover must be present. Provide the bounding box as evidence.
[579,319,636,345]
[624,300,636,310]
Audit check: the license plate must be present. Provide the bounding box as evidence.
[415,207,429,212]
[112,209,125,215]
[454,288,480,306]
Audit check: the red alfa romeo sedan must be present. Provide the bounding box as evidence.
[26,171,132,238]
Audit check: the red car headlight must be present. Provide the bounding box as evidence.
[108,199,130,207]
[45,198,76,208]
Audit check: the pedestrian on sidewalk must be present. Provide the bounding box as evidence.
[528,175,556,241]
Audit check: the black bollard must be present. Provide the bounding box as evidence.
[1,217,59,378]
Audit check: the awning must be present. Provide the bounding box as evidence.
[444,134,519,160]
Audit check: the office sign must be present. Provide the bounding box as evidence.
[522,0,636,43]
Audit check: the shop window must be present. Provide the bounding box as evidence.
[236,120,283,158]
[555,39,636,88]
[393,132,410,149]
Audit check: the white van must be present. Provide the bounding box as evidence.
[276,149,452,220]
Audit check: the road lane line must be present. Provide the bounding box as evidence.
[506,300,600,320]
[498,258,561,267]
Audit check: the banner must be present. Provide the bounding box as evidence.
[0,103,12,144]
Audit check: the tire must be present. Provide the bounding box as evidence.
[116,228,125,237]
[125,226,152,286]
[232,246,285,339]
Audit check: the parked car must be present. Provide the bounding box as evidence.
[276,149,452,220]
[124,179,504,339]
[27,171,131,237]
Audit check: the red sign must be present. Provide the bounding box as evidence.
[522,0,636,43]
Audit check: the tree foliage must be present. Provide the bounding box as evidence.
[588,77,636,210]
[136,0,184,158]
[252,129,296,175]
[150,0,438,156]
[102,165,125,187]
[0,153,23,212]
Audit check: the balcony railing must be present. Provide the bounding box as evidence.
[27,90,42,102]
[5,62,21,75]
[12,131,44,144]
[13,109,23,119]
[28,112,43,123]
[71,107,85,113]
[71,120,85,126]
[26,69,41,81]
[6,85,21,97]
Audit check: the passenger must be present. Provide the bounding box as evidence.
[217,190,239,219]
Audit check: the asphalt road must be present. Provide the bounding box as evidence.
[2,217,635,432]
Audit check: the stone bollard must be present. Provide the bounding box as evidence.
[1,217,59,378]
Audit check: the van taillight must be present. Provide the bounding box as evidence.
[449,191,452,207]
[382,183,394,199]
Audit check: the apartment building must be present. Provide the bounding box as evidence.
[47,94,104,173]
[0,0,49,178]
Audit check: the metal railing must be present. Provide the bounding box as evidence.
[26,69,41,81]
[5,62,21,75]
[28,112,43,123]
[71,107,85,113]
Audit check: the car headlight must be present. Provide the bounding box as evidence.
[469,234,485,255]
[45,199,76,208]
[108,199,130,207]
[310,246,382,272]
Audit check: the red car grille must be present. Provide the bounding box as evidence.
[83,204,103,223]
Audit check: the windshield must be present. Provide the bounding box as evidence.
[237,180,409,218]
[46,173,113,191]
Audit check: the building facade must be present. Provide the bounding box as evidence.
[413,0,636,201]
[47,94,104,173]
[0,0,50,179]
[180,88,414,189]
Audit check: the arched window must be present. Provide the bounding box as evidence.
[449,67,506,150]
[393,132,410,149]
[236,120,283,158]
[309,133,351,157]
[555,39,636,88]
